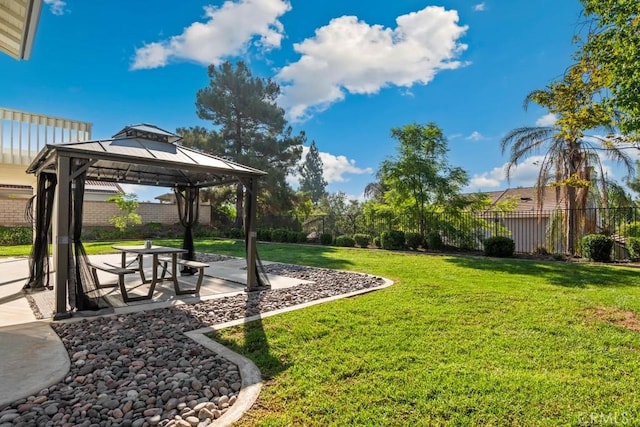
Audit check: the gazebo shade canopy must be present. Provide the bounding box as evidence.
[26,124,266,188]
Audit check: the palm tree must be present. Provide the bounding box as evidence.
[501,66,634,255]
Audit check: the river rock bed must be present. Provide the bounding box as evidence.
[0,259,386,426]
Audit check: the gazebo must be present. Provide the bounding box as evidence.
[24,124,267,319]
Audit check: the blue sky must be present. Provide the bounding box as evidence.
[3,0,619,203]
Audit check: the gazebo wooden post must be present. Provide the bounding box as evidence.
[53,154,71,320]
[245,177,258,291]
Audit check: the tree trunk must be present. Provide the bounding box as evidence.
[566,143,581,256]
[567,185,577,256]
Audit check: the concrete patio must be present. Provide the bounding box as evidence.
[2,254,310,325]
[0,254,311,409]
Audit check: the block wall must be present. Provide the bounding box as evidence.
[0,200,211,227]
[0,199,31,226]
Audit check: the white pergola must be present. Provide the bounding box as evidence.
[26,124,267,318]
[0,0,42,60]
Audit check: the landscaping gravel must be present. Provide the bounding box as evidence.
[0,259,385,426]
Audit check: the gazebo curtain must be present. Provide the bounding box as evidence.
[175,185,199,274]
[70,164,111,311]
[25,172,57,291]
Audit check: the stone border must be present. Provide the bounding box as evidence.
[186,275,394,426]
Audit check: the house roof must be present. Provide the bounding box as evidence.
[154,192,175,203]
[0,0,42,60]
[482,187,564,212]
[84,180,123,194]
[26,124,267,188]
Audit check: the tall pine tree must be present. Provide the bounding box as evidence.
[178,61,304,227]
[299,140,327,204]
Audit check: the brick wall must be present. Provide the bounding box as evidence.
[0,200,211,227]
[0,199,31,226]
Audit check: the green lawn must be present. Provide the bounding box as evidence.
[4,239,640,425]
[203,241,640,426]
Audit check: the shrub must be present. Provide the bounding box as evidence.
[425,231,443,250]
[483,236,515,258]
[373,236,381,248]
[271,228,289,243]
[227,228,244,239]
[257,228,272,242]
[353,233,370,248]
[581,234,613,262]
[107,192,142,232]
[83,226,123,241]
[0,226,32,245]
[294,231,307,243]
[628,237,640,261]
[405,232,423,250]
[285,230,307,243]
[286,230,300,243]
[335,235,355,247]
[381,230,405,250]
[192,225,221,239]
[320,233,333,245]
[624,221,640,238]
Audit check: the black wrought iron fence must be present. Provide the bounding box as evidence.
[259,207,640,261]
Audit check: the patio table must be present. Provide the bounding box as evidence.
[112,245,187,302]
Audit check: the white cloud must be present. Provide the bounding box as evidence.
[473,3,486,12]
[44,0,67,15]
[465,131,484,141]
[277,6,468,121]
[320,151,374,183]
[131,0,291,70]
[467,155,544,191]
[535,113,557,127]
[288,145,374,188]
[118,184,147,196]
[468,167,503,190]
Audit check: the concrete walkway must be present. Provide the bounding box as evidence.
[0,257,67,408]
[0,322,70,407]
[0,257,37,328]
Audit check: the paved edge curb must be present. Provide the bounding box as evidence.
[185,275,394,426]
[184,331,262,427]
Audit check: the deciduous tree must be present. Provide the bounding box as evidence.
[578,0,640,135]
[378,123,468,236]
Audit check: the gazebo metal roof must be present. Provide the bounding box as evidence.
[26,123,266,188]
